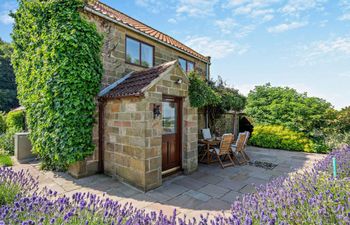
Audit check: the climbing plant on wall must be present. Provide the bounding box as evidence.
[188,72,221,108]
[11,0,103,170]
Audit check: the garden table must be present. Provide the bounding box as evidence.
[198,138,221,164]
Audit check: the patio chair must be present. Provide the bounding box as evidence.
[209,133,236,169]
[231,131,250,164]
[202,128,212,140]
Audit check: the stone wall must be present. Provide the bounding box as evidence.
[103,65,198,191]
[82,12,209,88]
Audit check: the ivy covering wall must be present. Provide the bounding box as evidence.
[11,0,103,170]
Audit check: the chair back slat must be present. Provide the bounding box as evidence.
[236,132,247,152]
[202,128,212,140]
[219,133,233,155]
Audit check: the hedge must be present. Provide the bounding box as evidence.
[249,124,319,152]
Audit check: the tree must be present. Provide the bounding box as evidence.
[207,77,246,134]
[336,106,350,133]
[11,0,103,170]
[0,39,19,112]
[245,84,335,137]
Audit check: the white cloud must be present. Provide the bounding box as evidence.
[168,18,177,24]
[176,0,218,17]
[185,36,248,59]
[338,0,350,21]
[223,0,277,21]
[339,13,350,21]
[235,25,255,38]
[135,0,164,13]
[297,36,350,65]
[267,21,308,33]
[0,11,13,25]
[280,0,327,16]
[214,18,237,34]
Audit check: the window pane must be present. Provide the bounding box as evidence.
[141,44,153,68]
[162,102,177,134]
[179,58,187,72]
[126,38,140,64]
[187,61,194,72]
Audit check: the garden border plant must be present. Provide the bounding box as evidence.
[11,0,103,170]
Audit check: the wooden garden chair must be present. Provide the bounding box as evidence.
[209,133,236,169]
[231,131,250,164]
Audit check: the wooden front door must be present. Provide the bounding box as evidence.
[162,96,182,173]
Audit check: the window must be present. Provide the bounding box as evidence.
[126,37,154,68]
[179,57,195,73]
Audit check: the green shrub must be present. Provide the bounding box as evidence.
[12,0,103,170]
[0,109,25,154]
[0,153,12,167]
[5,110,25,131]
[249,124,322,153]
[0,112,5,134]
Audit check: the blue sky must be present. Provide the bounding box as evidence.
[1,0,350,109]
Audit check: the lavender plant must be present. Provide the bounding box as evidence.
[0,168,38,205]
[226,146,350,224]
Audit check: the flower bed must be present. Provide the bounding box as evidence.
[0,147,349,224]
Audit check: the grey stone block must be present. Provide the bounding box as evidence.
[14,132,34,162]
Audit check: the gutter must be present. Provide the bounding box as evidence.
[84,6,210,65]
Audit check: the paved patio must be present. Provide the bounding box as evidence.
[12,146,325,219]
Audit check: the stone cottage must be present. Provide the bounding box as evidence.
[73,1,211,191]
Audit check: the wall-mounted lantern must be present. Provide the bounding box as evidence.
[153,104,161,119]
[175,78,183,85]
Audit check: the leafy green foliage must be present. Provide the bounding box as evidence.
[245,84,335,136]
[0,39,19,112]
[5,110,25,131]
[323,106,350,149]
[245,84,337,152]
[335,106,350,133]
[0,113,6,134]
[0,109,26,154]
[188,72,221,108]
[0,154,12,167]
[206,77,246,134]
[11,0,103,170]
[209,76,246,112]
[249,125,322,153]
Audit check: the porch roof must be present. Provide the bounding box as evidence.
[98,60,178,99]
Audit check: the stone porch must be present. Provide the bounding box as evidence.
[12,146,325,219]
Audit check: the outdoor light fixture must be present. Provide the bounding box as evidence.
[176,78,183,84]
[153,104,161,119]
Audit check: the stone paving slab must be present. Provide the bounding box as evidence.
[11,146,325,219]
